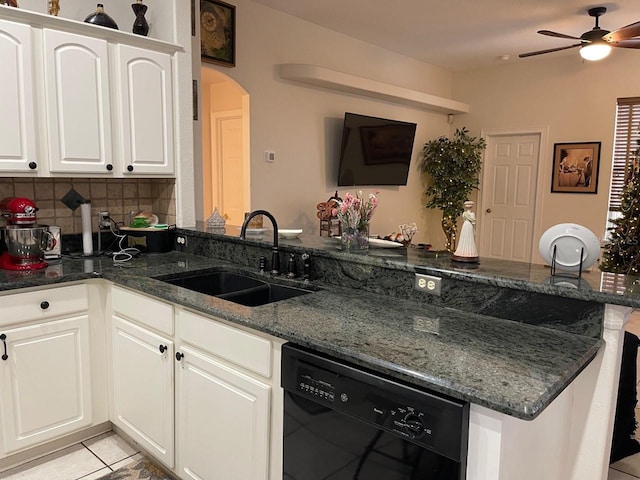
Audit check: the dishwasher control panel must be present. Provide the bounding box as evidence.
[297,372,335,402]
[282,343,469,462]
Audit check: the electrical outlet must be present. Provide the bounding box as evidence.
[98,211,110,230]
[413,316,440,335]
[414,273,442,296]
[176,235,188,251]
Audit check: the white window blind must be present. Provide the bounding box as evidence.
[610,97,640,211]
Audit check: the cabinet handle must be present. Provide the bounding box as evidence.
[40,301,49,310]
[28,162,37,170]
[159,344,167,353]
[175,352,184,361]
[106,163,113,171]
[0,334,7,361]
[127,165,134,172]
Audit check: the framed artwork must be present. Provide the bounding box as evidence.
[191,0,196,36]
[551,142,601,194]
[200,0,235,67]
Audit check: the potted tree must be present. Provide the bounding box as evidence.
[418,127,486,252]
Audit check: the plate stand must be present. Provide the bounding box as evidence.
[551,244,584,278]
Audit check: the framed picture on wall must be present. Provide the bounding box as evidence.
[551,142,601,194]
[200,0,236,67]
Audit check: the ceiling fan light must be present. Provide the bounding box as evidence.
[579,42,612,61]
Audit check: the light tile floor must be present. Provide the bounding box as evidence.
[0,431,142,480]
[609,311,640,479]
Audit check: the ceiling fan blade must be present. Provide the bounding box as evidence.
[603,21,640,42]
[537,30,582,40]
[519,43,582,58]
[611,38,640,49]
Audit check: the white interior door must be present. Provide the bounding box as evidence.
[480,134,540,262]
[212,110,245,225]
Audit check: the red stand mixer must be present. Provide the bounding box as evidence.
[0,197,54,271]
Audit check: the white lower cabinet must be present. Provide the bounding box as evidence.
[110,286,279,480]
[0,284,97,457]
[176,345,270,480]
[111,316,174,467]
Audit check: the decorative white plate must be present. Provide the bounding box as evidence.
[279,229,303,239]
[369,237,404,249]
[538,223,600,272]
[237,227,268,235]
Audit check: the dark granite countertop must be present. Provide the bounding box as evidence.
[0,250,602,420]
[190,223,640,308]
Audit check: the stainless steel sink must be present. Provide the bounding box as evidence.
[157,270,314,306]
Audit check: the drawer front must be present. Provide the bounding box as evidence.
[112,286,174,335]
[178,309,272,378]
[0,284,88,326]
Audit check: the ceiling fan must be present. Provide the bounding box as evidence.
[519,6,640,61]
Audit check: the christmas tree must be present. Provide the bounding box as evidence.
[600,155,640,275]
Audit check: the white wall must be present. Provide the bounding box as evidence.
[19,0,175,43]
[452,51,638,263]
[199,0,459,245]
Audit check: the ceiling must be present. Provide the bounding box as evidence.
[251,0,640,72]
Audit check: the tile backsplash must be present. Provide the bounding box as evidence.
[0,178,176,234]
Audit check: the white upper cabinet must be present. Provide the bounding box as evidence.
[44,29,114,174]
[116,45,174,176]
[0,19,38,174]
[0,7,182,177]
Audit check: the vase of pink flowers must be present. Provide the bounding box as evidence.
[332,191,378,251]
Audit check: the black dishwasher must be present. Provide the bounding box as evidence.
[282,343,469,480]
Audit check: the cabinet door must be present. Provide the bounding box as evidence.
[176,345,271,480]
[117,45,174,175]
[0,315,92,455]
[0,19,37,174]
[43,29,113,174]
[111,316,174,467]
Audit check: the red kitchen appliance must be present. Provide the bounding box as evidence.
[0,197,38,225]
[0,197,52,271]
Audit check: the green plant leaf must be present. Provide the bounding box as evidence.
[418,127,486,219]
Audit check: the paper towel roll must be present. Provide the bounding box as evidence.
[80,201,93,256]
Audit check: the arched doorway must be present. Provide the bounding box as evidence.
[200,67,250,225]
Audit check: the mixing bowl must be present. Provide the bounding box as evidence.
[4,226,55,264]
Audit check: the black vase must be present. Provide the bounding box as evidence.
[84,4,119,30]
[131,1,149,36]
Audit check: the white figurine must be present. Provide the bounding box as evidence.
[452,201,479,263]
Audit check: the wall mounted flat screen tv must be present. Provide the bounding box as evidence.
[337,112,417,186]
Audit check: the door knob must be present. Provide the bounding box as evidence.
[486,208,492,213]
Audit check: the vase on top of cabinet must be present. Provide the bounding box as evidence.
[84,4,119,29]
[131,0,149,36]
